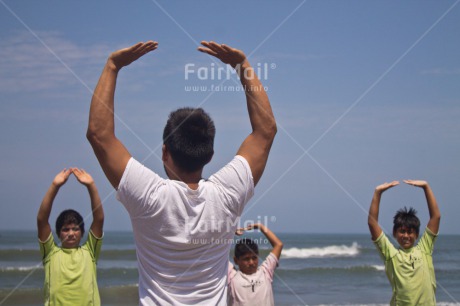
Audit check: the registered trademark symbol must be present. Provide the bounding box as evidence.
[270,63,276,69]
[270,216,276,222]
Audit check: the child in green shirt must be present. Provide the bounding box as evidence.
[37,168,104,306]
[368,180,441,306]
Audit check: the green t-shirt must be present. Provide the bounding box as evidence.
[39,231,103,306]
[374,228,437,306]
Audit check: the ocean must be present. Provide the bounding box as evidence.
[1,230,459,306]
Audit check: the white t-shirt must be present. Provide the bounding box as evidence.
[227,253,278,306]
[117,156,254,305]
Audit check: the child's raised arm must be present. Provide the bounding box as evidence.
[404,180,440,234]
[368,181,399,240]
[245,223,283,259]
[72,168,104,238]
[37,169,72,241]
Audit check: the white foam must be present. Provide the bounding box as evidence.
[1,265,42,272]
[371,264,385,271]
[282,242,360,258]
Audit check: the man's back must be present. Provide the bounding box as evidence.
[117,156,254,305]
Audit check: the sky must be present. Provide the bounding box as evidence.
[1,1,459,234]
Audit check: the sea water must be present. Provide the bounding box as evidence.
[1,231,459,305]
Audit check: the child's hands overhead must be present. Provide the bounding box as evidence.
[235,223,264,235]
[52,169,72,187]
[72,168,94,186]
[235,228,245,236]
[375,181,399,194]
[404,180,428,188]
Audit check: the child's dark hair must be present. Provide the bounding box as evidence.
[393,206,420,235]
[56,209,85,236]
[163,107,215,173]
[235,238,259,259]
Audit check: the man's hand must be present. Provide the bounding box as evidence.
[72,168,95,187]
[52,169,72,187]
[198,41,246,68]
[108,41,158,71]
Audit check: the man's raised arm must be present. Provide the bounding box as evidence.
[87,41,158,189]
[198,41,276,186]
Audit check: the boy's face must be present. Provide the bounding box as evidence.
[59,223,82,248]
[393,226,418,249]
[234,253,259,275]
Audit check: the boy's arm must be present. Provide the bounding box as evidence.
[198,42,276,186]
[404,180,441,234]
[37,169,72,241]
[368,181,399,240]
[250,223,283,260]
[87,41,158,189]
[72,168,104,238]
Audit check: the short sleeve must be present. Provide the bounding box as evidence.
[228,261,237,284]
[208,156,254,216]
[39,233,57,263]
[373,232,398,261]
[261,253,279,282]
[116,157,164,218]
[417,227,437,255]
[84,230,103,262]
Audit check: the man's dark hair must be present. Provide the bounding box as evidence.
[56,209,85,236]
[235,238,259,259]
[393,206,420,235]
[163,107,215,172]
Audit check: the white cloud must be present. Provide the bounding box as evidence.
[0,30,112,93]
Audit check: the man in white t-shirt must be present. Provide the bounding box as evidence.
[87,40,276,305]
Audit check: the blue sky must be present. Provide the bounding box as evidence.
[1,1,459,234]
